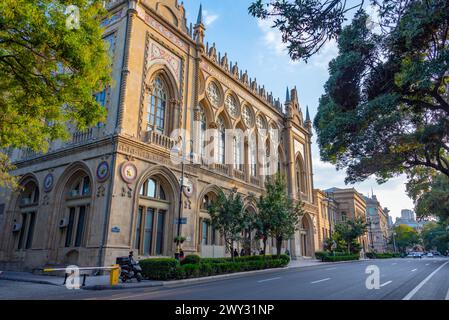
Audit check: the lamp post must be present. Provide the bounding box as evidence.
[392,231,397,253]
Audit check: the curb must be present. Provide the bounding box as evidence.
[0,276,61,287]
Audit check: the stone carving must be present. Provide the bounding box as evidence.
[97,185,106,197]
[144,15,188,52]
[121,185,133,198]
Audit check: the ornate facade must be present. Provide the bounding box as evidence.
[0,0,319,271]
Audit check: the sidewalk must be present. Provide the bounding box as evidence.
[0,258,353,291]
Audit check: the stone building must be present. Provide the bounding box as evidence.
[0,0,320,271]
[365,195,390,253]
[323,187,369,252]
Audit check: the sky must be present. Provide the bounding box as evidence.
[182,0,414,220]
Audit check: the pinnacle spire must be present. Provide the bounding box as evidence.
[197,4,203,25]
[305,105,311,122]
[285,87,290,103]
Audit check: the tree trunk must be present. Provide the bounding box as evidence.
[276,237,283,258]
[263,238,267,256]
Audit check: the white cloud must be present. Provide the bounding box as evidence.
[307,39,338,70]
[257,18,287,56]
[203,10,219,27]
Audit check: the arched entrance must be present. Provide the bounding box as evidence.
[134,172,176,257]
[299,214,314,257]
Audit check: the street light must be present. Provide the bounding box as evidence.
[392,231,397,253]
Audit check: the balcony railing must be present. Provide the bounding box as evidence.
[72,128,93,144]
[211,163,229,175]
[233,169,245,181]
[146,131,175,150]
[250,176,261,186]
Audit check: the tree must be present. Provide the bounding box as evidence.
[0,0,111,188]
[256,174,304,257]
[207,189,248,260]
[406,168,449,224]
[421,222,449,254]
[333,217,367,254]
[391,224,420,253]
[251,1,449,184]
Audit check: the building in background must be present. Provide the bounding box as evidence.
[365,195,390,253]
[400,209,416,221]
[394,209,428,232]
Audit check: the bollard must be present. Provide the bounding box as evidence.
[110,264,120,286]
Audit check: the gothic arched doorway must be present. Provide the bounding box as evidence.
[300,215,313,257]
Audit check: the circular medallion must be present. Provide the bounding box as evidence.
[96,161,110,182]
[183,179,194,198]
[43,173,54,193]
[121,162,137,184]
[206,81,220,107]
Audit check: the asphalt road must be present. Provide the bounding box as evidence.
[1,257,448,300]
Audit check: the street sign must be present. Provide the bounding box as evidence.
[175,218,187,225]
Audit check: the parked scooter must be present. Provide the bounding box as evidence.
[116,251,143,283]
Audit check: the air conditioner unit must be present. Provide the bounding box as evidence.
[59,218,69,228]
[12,222,22,232]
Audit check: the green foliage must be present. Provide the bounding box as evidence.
[208,189,249,259]
[391,224,421,253]
[366,252,401,259]
[0,0,111,186]
[315,251,328,261]
[139,258,180,281]
[252,1,449,183]
[322,254,359,262]
[255,174,304,257]
[420,222,449,254]
[146,255,290,280]
[180,254,201,266]
[407,168,449,224]
[333,217,367,254]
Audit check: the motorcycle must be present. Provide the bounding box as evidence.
[116,251,143,283]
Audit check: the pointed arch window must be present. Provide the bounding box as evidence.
[199,106,207,158]
[250,137,257,176]
[147,75,168,134]
[265,140,271,176]
[296,156,307,194]
[217,117,226,164]
[234,134,243,171]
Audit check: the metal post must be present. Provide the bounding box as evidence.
[392,232,397,253]
[175,160,184,260]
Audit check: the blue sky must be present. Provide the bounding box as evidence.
[182,0,413,220]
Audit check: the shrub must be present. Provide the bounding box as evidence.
[315,251,329,261]
[181,254,201,265]
[366,252,401,259]
[322,254,359,262]
[182,264,200,278]
[140,258,179,280]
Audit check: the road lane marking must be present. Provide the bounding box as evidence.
[446,287,449,300]
[311,278,331,284]
[257,277,281,283]
[411,269,417,272]
[392,263,397,265]
[381,281,392,287]
[325,267,337,271]
[425,263,430,266]
[403,260,449,300]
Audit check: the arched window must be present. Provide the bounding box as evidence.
[136,176,170,256]
[296,156,307,194]
[64,172,91,248]
[234,134,243,171]
[217,117,225,164]
[265,140,271,176]
[147,75,168,134]
[199,106,207,159]
[16,180,39,250]
[250,137,257,177]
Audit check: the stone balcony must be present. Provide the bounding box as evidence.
[145,130,175,150]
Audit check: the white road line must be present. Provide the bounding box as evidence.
[311,278,331,284]
[425,263,430,266]
[381,281,392,287]
[446,287,449,300]
[403,261,449,300]
[411,269,418,272]
[392,263,397,265]
[325,267,337,271]
[257,277,281,283]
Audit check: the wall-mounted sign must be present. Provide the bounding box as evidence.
[43,173,54,193]
[175,218,187,225]
[111,226,121,233]
[120,161,137,184]
[96,161,110,182]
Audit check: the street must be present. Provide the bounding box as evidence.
[1,258,448,300]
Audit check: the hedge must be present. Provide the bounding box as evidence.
[181,254,201,265]
[140,255,290,281]
[139,258,179,280]
[366,252,401,259]
[322,254,359,262]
